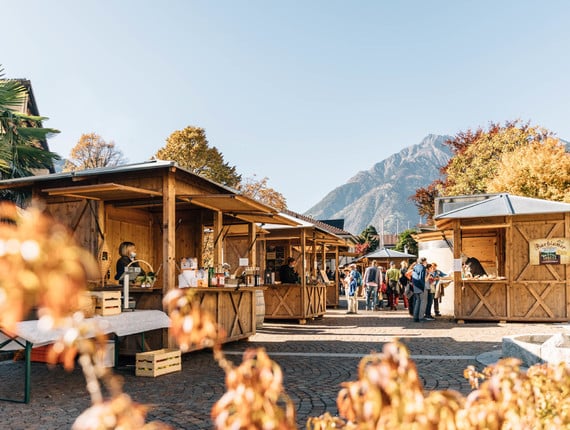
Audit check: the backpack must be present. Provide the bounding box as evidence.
[354,270,362,287]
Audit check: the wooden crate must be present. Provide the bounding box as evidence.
[135,348,181,377]
[90,291,121,316]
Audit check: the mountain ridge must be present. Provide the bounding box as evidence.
[304,134,454,235]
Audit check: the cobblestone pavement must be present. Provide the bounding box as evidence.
[0,301,567,429]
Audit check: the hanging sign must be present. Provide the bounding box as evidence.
[529,238,570,265]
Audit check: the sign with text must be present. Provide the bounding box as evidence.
[529,238,569,265]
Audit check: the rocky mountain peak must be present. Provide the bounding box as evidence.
[304,134,453,235]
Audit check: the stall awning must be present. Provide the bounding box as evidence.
[42,184,298,226]
[42,183,162,200]
[175,194,300,226]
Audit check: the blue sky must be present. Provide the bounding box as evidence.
[3,1,570,213]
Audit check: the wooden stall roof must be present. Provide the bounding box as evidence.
[434,193,570,230]
[262,210,352,247]
[177,194,298,226]
[42,183,163,201]
[0,160,299,227]
[435,193,570,220]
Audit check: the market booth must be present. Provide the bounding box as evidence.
[0,161,297,352]
[260,211,352,323]
[434,193,570,322]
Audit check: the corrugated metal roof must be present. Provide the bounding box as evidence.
[434,193,570,219]
[359,248,416,260]
[262,209,357,238]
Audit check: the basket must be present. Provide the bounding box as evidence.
[126,259,156,288]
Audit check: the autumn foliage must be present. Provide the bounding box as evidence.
[155,126,241,188]
[412,120,569,223]
[64,133,126,171]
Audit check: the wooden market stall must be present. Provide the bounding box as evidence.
[434,193,570,322]
[259,211,352,323]
[0,160,297,351]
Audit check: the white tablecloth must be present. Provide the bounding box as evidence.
[0,310,170,350]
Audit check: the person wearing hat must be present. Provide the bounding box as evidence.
[385,261,401,311]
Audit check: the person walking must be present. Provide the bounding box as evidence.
[399,260,411,312]
[411,257,428,322]
[346,264,360,314]
[385,261,401,310]
[363,260,381,311]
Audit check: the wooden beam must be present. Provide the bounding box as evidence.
[453,219,462,318]
[212,211,223,269]
[248,223,257,272]
[163,171,176,296]
[460,224,510,230]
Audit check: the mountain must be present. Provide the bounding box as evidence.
[304,134,454,235]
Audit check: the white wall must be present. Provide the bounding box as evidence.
[418,239,455,316]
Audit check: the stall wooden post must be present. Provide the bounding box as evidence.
[162,171,176,296]
[452,219,462,320]
[248,223,257,268]
[213,210,223,268]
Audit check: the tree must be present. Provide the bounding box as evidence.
[411,180,443,225]
[442,120,551,196]
[155,126,241,187]
[356,225,379,255]
[237,175,287,210]
[486,137,570,202]
[394,228,418,257]
[0,65,60,180]
[412,120,556,222]
[63,133,127,171]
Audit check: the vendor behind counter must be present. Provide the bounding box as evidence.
[279,257,300,283]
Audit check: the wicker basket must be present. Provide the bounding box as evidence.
[126,259,155,288]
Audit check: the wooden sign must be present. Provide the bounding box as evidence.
[529,238,570,265]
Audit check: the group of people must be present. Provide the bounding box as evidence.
[341,260,414,314]
[409,257,447,322]
[341,258,448,318]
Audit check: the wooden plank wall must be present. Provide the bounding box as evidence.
[462,232,498,276]
[509,214,568,321]
[106,206,154,280]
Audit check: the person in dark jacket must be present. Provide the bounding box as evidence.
[411,257,427,322]
[461,253,487,277]
[115,241,144,282]
[279,257,299,283]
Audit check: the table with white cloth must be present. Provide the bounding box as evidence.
[0,310,170,403]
